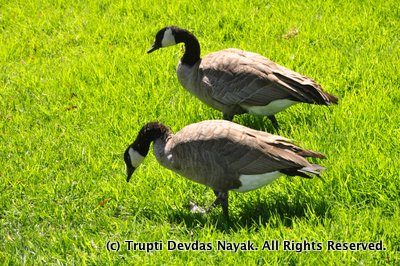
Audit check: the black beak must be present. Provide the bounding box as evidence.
[126,166,135,182]
[147,43,160,53]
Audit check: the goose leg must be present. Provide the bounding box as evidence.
[189,200,207,214]
[205,190,223,211]
[267,115,279,129]
[190,190,230,219]
[205,190,229,219]
[215,191,229,220]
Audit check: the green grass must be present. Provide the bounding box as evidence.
[1,0,399,264]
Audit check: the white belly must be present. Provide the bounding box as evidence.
[241,99,297,116]
[233,171,283,192]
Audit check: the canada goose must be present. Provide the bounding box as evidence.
[124,120,326,219]
[147,26,338,128]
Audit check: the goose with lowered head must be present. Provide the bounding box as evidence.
[124,120,326,219]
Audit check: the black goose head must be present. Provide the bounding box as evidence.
[147,26,201,66]
[147,26,178,53]
[124,122,171,182]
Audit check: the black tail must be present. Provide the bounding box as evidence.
[323,91,339,105]
[281,164,326,180]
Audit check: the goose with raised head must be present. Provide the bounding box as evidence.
[124,120,326,219]
[147,26,338,128]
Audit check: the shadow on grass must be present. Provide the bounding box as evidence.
[236,115,278,133]
[166,191,331,232]
[234,193,331,229]
[235,109,323,134]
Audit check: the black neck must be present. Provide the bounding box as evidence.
[131,122,171,157]
[174,28,201,66]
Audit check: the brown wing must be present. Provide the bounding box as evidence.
[170,120,316,177]
[199,48,337,106]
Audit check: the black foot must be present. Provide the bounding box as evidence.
[268,115,279,129]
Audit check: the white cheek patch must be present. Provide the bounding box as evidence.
[161,28,176,47]
[128,148,145,168]
[241,99,297,116]
[233,171,283,192]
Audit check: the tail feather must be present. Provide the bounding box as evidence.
[269,141,326,159]
[297,149,326,159]
[299,164,326,175]
[323,91,339,105]
[274,72,339,105]
[281,164,326,181]
[299,164,326,182]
